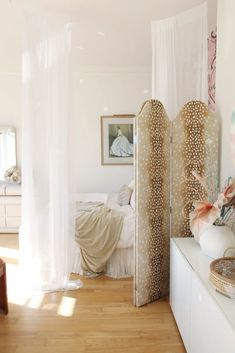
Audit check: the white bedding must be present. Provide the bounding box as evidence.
[75,193,135,249]
[73,192,134,277]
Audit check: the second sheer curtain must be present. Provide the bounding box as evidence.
[152,2,208,118]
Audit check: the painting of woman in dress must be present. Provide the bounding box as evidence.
[109,125,133,157]
[101,115,134,165]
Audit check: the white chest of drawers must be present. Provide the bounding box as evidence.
[170,238,235,353]
[0,182,21,233]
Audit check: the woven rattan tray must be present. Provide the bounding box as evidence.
[210,256,235,299]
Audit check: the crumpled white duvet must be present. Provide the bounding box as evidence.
[107,200,135,248]
[75,193,135,249]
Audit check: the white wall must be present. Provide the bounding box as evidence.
[216,0,235,182]
[71,68,151,193]
[207,0,218,32]
[0,0,217,192]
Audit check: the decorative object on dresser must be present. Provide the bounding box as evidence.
[190,176,235,257]
[210,253,235,299]
[4,166,21,184]
[199,224,235,259]
[0,182,21,233]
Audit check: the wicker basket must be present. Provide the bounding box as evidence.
[210,249,235,299]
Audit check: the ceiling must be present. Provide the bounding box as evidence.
[0,0,217,72]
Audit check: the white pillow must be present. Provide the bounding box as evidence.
[128,179,135,190]
[118,184,132,206]
[130,190,135,210]
[128,180,135,209]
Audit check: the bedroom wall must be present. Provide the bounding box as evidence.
[71,68,151,193]
[0,0,218,192]
[216,0,235,183]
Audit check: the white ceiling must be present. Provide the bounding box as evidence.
[0,0,217,72]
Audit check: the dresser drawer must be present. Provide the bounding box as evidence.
[0,217,6,228]
[0,193,21,233]
[6,217,21,228]
[5,205,21,217]
[0,205,5,217]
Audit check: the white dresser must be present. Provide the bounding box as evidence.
[170,238,235,353]
[0,182,21,233]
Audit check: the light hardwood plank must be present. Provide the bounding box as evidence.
[0,234,185,353]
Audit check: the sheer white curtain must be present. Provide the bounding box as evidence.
[20,14,82,292]
[152,2,208,118]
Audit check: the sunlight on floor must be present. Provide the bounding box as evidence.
[27,294,45,309]
[0,234,77,317]
[6,262,77,316]
[57,296,76,317]
[0,246,19,260]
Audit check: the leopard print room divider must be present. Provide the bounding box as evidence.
[171,101,219,237]
[134,100,218,307]
[134,100,170,307]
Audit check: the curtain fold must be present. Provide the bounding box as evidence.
[152,2,208,118]
[20,14,82,292]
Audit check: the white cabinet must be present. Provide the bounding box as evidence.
[170,238,235,353]
[0,182,21,233]
[170,241,192,352]
[190,272,235,353]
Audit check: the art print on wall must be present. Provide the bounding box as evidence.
[101,115,135,165]
[208,29,217,111]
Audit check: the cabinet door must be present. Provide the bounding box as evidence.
[190,272,235,353]
[170,240,192,352]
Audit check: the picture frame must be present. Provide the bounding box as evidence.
[101,115,135,165]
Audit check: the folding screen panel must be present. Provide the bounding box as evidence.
[134,100,170,307]
[134,100,219,307]
[171,101,219,237]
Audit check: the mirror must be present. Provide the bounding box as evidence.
[0,127,16,180]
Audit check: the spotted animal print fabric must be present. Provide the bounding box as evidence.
[171,101,219,237]
[134,100,218,307]
[135,100,170,307]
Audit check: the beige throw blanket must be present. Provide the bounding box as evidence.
[75,202,123,275]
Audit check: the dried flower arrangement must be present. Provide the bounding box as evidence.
[190,174,235,241]
[4,166,21,184]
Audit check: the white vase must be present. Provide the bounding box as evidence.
[199,224,235,259]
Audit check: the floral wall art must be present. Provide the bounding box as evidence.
[208,29,217,111]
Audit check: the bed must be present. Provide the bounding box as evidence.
[72,192,135,278]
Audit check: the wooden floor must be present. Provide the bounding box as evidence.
[0,234,185,353]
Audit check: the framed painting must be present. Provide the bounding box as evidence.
[101,115,135,165]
